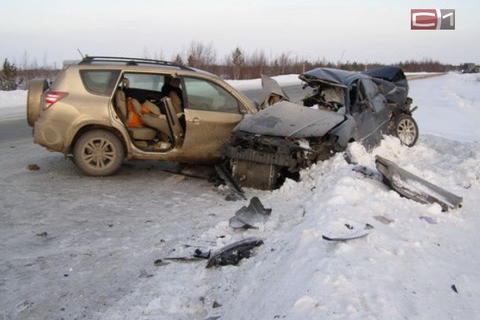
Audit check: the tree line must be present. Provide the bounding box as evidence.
[1,42,461,90]
[165,42,454,79]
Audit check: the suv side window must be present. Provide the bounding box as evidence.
[183,77,240,114]
[80,70,120,95]
[122,73,164,91]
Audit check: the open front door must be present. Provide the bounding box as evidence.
[179,76,246,161]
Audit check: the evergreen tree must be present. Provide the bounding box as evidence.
[0,59,18,91]
[231,47,244,80]
[172,54,184,65]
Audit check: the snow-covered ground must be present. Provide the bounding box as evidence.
[0,73,479,320]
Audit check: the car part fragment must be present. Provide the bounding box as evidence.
[206,237,264,268]
[215,164,246,199]
[375,156,463,211]
[259,74,290,108]
[229,197,271,229]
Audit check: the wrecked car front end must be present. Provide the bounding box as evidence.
[225,101,351,189]
[224,66,419,190]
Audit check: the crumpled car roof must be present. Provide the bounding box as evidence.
[299,68,371,87]
[234,101,345,138]
[363,66,409,97]
[362,66,407,83]
[300,67,408,105]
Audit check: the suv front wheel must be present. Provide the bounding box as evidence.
[390,114,419,147]
[73,130,125,176]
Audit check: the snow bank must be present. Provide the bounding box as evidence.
[196,133,479,320]
[226,74,301,90]
[0,89,26,121]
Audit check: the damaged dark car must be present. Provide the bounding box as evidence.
[225,66,419,190]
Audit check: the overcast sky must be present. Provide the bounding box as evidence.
[2,0,479,68]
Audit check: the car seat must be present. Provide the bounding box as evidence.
[114,89,157,140]
[136,99,172,141]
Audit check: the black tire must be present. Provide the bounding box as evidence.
[73,130,124,176]
[391,114,419,147]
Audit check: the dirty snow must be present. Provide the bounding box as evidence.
[0,73,479,320]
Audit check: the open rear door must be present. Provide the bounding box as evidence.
[161,97,184,147]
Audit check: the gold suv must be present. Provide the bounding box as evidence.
[27,56,258,176]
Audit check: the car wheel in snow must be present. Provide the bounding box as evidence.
[392,115,419,147]
[73,130,124,176]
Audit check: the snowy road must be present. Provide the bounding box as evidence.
[1,73,479,320]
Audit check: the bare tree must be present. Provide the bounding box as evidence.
[22,51,30,70]
[143,48,165,61]
[186,41,217,69]
[277,51,291,74]
[248,49,268,78]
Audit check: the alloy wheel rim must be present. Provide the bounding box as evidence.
[82,138,115,168]
[397,119,417,145]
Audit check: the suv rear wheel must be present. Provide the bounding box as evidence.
[73,130,124,176]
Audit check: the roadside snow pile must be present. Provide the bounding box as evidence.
[0,89,26,121]
[195,134,479,320]
[227,74,301,91]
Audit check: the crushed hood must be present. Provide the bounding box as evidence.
[234,101,346,138]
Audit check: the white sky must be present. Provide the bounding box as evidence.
[2,0,479,68]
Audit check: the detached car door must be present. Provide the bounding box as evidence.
[350,78,390,148]
[180,76,246,161]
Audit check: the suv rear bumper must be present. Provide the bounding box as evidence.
[34,118,67,153]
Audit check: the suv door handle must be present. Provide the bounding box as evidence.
[192,117,200,124]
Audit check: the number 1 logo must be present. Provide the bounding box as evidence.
[411,9,455,30]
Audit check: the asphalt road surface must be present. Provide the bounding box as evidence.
[0,118,31,144]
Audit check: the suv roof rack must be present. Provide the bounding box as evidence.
[79,56,195,71]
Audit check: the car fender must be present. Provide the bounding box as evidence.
[65,117,130,154]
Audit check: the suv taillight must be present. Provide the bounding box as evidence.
[44,91,68,109]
